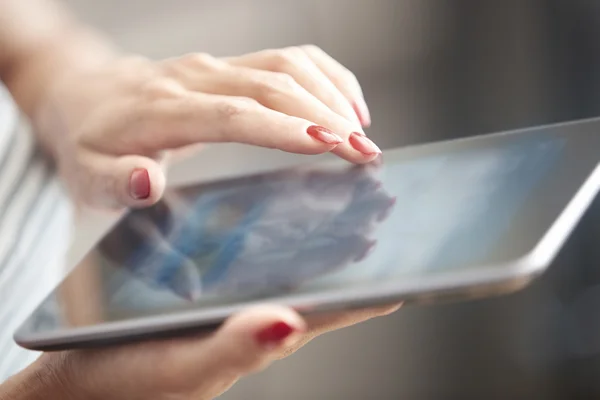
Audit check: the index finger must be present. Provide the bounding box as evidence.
[301,45,372,128]
[276,303,402,359]
[122,93,344,156]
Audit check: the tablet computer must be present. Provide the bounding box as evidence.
[15,118,600,351]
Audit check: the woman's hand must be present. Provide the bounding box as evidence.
[36,47,379,209]
[3,304,399,400]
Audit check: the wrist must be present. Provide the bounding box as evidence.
[12,25,117,160]
[4,22,117,119]
[0,354,88,400]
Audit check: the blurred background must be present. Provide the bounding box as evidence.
[62,0,600,398]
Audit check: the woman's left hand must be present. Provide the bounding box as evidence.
[35,46,378,209]
[4,303,400,400]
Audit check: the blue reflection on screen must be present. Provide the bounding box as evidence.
[100,135,566,311]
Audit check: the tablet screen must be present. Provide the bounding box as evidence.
[71,135,568,318]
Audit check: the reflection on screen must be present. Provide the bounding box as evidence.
[312,138,565,289]
[30,135,567,327]
[99,164,394,315]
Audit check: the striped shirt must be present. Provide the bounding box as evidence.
[0,84,73,382]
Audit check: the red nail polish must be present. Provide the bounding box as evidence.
[130,168,150,200]
[255,321,296,347]
[307,125,343,145]
[349,132,381,156]
[352,99,371,128]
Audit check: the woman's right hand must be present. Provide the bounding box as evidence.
[36,46,380,209]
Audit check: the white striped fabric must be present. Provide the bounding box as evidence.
[0,84,73,382]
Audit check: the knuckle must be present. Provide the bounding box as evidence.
[341,68,359,86]
[179,52,224,70]
[255,72,297,95]
[215,97,257,119]
[250,72,300,108]
[270,72,297,88]
[269,48,299,68]
[157,58,185,77]
[184,52,213,64]
[140,78,184,101]
[284,46,304,56]
[300,44,321,54]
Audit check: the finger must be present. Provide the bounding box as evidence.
[69,148,166,209]
[306,303,402,334]
[300,45,371,127]
[159,67,380,163]
[208,305,307,370]
[277,303,402,359]
[65,306,306,400]
[166,305,306,396]
[130,93,346,157]
[225,47,362,127]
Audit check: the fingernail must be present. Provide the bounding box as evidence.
[307,125,343,145]
[255,321,298,348]
[352,99,371,128]
[130,168,150,200]
[370,153,384,166]
[349,132,381,156]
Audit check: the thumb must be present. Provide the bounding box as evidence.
[206,305,307,375]
[70,149,167,209]
[58,306,306,400]
[168,305,306,398]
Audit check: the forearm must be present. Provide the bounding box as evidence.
[0,0,116,117]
